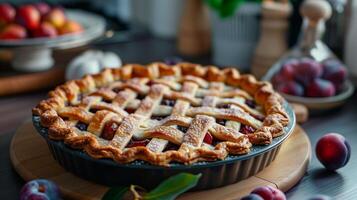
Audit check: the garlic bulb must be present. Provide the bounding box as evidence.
[66,50,122,80]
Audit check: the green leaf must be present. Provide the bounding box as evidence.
[219,0,244,18]
[205,0,224,10]
[102,186,129,200]
[143,173,202,200]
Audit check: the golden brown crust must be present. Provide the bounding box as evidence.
[33,62,289,166]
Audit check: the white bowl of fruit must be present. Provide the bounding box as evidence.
[0,3,105,72]
[263,57,355,113]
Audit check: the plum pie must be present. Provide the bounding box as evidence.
[33,63,289,166]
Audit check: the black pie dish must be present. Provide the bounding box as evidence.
[32,101,295,191]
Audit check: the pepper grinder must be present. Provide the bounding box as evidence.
[275,0,333,62]
[251,0,292,79]
[177,0,211,56]
[263,0,336,81]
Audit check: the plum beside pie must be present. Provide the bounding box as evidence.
[33,62,289,166]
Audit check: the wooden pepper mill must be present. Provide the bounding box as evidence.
[251,0,292,79]
[298,0,332,60]
[177,0,211,56]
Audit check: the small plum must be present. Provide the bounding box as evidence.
[277,81,304,96]
[33,22,57,38]
[20,179,60,200]
[241,194,264,200]
[322,59,347,92]
[306,79,335,97]
[33,2,51,17]
[271,73,290,87]
[307,194,332,200]
[16,5,40,30]
[251,186,286,200]
[0,24,27,39]
[295,58,323,85]
[58,20,83,35]
[44,8,66,29]
[279,59,298,80]
[316,133,351,171]
[0,3,16,25]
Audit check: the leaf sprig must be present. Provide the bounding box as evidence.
[205,0,262,18]
[102,173,202,200]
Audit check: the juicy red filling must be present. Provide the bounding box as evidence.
[203,132,213,145]
[151,116,165,120]
[217,104,230,109]
[75,122,87,131]
[216,119,227,126]
[125,108,135,114]
[101,121,119,140]
[240,124,256,134]
[112,87,121,93]
[245,99,256,108]
[77,94,83,101]
[177,125,188,133]
[164,142,179,151]
[102,98,112,104]
[137,94,146,100]
[161,99,176,106]
[255,115,265,121]
[127,139,150,148]
[89,108,99,113]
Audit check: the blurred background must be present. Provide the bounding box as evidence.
[0,0,355,97]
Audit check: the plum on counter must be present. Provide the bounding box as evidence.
[316,133,351,171]
[273,57,348,98]
[240,186,286,200]
[20,179,61,200]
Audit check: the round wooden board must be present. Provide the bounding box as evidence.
[10,121,311,200]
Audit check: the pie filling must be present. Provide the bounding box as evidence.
[33,62,289,165]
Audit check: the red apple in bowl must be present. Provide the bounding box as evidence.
[16,5,40,30]
[33,22,57,38]
[33,2,51,17]
[0,24,27,39]
[0,3,16,25]
[58,20,83,35]
[44,8,66,29]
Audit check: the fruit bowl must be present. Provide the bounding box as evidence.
[262,61,355,114]
[0,9,105,72]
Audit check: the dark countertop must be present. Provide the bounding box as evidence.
[1,38,356,199]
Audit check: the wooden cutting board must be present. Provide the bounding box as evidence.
[0,67,65,96]
[10,121,310,200]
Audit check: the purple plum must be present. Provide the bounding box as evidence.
[306,78,336,97]
[279,59,298,80]
[251,186,286,200]
[295,58,323,85]
[277,81,304,96]
[20,179,60,200]
[241,194,264,200]
[316,133,351,171]
[322,59,347,92]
